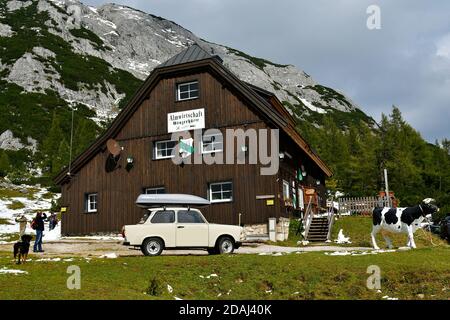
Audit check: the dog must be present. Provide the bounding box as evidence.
[13,234,33,264]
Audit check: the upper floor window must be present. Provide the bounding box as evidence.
[201,132,223,154]
[86,193,98,213]
[145,187,166,194]
[154,140,176,159]
[177,81,199,101]
[209,181,233,203]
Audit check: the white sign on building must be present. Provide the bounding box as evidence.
[167,108,205,133]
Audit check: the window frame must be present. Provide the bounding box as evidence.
[86,193,98,213]
[176,81,199,101]
[208,181,233,204]
[150,210,175,224]
[201,132,224,154]
[144,187,166,195]
[177,210,206,224]
[153,139,177,160]
[282,180,290,200]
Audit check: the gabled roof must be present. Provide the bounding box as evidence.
[54,45,332,184]
[157,43,223,68]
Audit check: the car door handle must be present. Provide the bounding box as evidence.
[177,226,185,229]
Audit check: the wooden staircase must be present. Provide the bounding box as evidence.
[305,216,329,242]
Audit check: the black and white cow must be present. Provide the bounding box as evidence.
[371,198,439,249]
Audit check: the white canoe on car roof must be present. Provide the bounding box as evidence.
[135,194,210,208]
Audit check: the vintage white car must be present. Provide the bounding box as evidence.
[122,194,244,256]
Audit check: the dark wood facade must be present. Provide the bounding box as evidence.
[56,46,332,235]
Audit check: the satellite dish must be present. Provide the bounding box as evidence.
[105,139,122,173]
[107,139,121,156]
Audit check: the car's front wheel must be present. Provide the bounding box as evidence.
[217,236,235,254]
[141,238,164,256]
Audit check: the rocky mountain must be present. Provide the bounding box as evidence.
[0,0,375,178]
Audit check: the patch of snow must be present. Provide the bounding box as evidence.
[99,252,118,259]
[325,249,398,257]
[88,6,98,14]
[335,229,351,244]
[0,267,28,274]
[127,59,152,74]
[0,184,60,235]
[167,284,173,293]
[103,30,119,37]
[325,251,352,256]
[62,234,122,241]
[95,16,117,29]
[299,98,327,114]
[47,0,65,9]
[43,224,61,241]
[35,257,61,262]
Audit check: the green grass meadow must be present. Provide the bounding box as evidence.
[0,247,448,300]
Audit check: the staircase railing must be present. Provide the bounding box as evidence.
[326,197,335,241]
[303,197,313,240]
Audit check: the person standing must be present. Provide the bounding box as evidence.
[15,215,28,237]
[48,212,58,231]
[32,211,47,253]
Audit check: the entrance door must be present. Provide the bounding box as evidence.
[176,209,209,247]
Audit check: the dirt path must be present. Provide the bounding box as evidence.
[0,239,373,257]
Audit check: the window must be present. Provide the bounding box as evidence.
[177,210,205,223]
[151,210,175,223]
[154,140,176,159]
[201,132,223,154]
[209,181,233,203]
[282,180,290,200]
[177,81,199,101]
[86,193,98,213]
[144,187,165,194]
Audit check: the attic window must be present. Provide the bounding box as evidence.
[177,81,199,101]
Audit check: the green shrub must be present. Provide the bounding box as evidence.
[146,277,162,296]
[8,200,25,210]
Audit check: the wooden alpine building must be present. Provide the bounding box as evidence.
[54,44,332,236]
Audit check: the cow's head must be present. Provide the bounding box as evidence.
[421,198,439,217]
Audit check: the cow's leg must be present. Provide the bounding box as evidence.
[371,225,381,250]
[382,234,393,249]
[407,226,416,249]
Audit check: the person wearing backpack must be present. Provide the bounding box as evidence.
[32,211,47,253]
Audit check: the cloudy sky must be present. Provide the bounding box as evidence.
[85,0,450,142]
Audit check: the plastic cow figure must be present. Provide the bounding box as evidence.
[371,198,439,249]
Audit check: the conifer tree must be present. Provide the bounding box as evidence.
[51,138,70,175]
[41,111,65,172]
[0,151,11,177]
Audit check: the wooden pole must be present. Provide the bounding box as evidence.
[384,168,390,207]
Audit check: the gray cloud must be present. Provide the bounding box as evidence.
[84,0,450,142]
